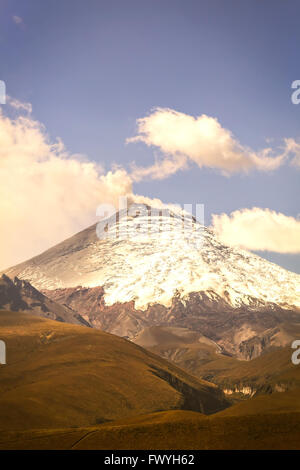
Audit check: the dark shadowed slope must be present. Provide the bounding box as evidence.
[0,274,90,326]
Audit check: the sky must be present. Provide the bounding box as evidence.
[0,0,300,273]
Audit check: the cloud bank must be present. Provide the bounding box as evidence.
[0,107,132,269]
[127,107,298,179]
[212,208,300,254]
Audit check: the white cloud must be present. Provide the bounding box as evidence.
[127,107,295,179]
[7,96,32,114]
[131,153,188,182]
[284,137,300,167]
[1,100,298,268]
[212,208,300,254]
[0,104,133,269]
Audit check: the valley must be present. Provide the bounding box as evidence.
[0,204,299,449]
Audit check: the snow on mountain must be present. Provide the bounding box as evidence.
[3,203,300,311]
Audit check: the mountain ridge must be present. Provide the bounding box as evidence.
[2,203,299,361]
[2,203,300,310]
[0,274,90,327]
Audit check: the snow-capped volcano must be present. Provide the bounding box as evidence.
[3,203,300,311]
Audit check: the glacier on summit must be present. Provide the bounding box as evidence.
[3,203,300,311]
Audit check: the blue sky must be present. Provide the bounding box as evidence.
[0,0,299,272]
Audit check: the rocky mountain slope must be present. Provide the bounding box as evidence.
[0,274,90,326]
[133,324,300,396]
[3,204,299,310]
[2,203,300,359]
[42,284,300,359]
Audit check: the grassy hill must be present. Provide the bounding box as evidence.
[0,401,299,449]
[133,325,300,396]
[0,310,228,432]
[1,311,299,449]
